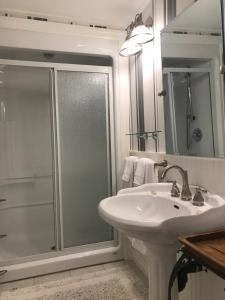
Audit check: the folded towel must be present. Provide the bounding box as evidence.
[122,156,138,182]
[134,158,158,186]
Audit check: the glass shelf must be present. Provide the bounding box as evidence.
[126,130,162,140]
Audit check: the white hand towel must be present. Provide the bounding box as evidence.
[133,158,146,186]
[134,158,158,186]
[144,158,158,184]
[122,156,138,182]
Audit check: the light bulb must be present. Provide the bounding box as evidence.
[119,39,142,57]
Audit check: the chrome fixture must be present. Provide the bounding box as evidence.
[192,186,207,206]
[129,14,154,44]
[161,165,192,201]
[154,159,168,168]
[186,72,195,150]
[119,22,142,57]
[119,13,153,57]
[192,189,204,206]
[192,128,203,142]
[171,181,180,198]
[190,185,208,194]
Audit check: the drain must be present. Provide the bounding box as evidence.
[174,205,180,210]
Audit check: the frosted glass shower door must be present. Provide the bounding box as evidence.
[56,69,113,248]
[0,64,55,262]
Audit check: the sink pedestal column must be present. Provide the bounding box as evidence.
[145,243,178,300]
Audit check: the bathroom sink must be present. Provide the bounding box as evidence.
[98,183,225,245]
[99,182,225,300]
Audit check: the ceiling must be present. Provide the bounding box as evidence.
[0,0,150,30]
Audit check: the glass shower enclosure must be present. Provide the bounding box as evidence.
[0,60,115,268]
[163,67,215,157]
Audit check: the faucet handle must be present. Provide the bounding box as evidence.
[171,181,180,198]
[192,188,205,206]
[191,185,208,194]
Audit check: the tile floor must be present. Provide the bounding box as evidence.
[0,261,148,300]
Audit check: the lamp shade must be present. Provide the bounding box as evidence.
[130,25,153,44]
[119,39,142,57]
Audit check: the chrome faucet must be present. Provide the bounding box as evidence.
[161,165,192,201]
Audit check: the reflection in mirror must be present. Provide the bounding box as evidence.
[161,0,224,158]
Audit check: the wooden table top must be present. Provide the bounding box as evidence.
[179,230,225,280]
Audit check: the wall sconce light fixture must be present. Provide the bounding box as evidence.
[119,22,142,57]
[119,13,153,57]
[130,14,153,44]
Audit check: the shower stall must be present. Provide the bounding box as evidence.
[0,58,120,282]
[163,67,216,157]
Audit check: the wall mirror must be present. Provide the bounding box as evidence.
[160,0,224,158]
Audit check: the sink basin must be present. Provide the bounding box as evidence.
[98,183,225,300]
[99,183,225,245]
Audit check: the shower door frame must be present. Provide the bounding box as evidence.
[163,67,214,155]
[0,59,120,274]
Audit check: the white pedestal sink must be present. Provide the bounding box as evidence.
[98,183,225,300]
